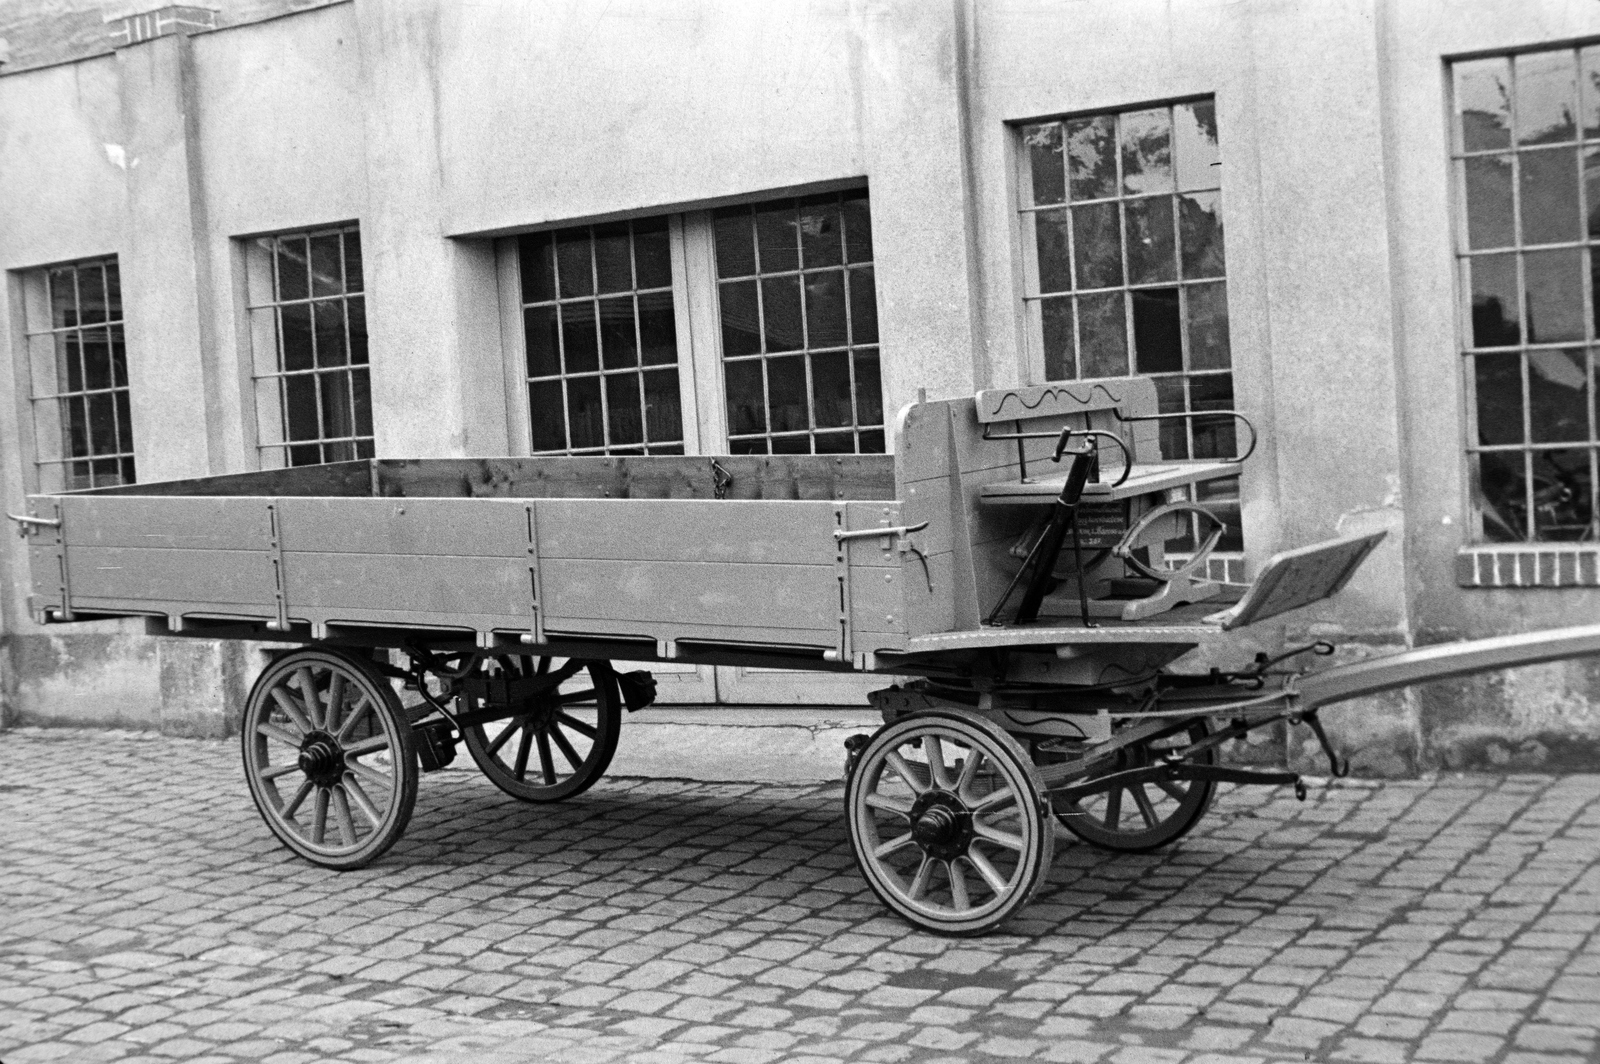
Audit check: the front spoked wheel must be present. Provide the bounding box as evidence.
[459,656,621,803]
[846,710,1053,936]
[1053,717,1215,852]
[241,648,418,869]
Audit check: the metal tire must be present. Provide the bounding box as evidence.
[1054,717,1215,853]
[846,709,1054,936]
[241,648,418,870]
[460,657,622,803]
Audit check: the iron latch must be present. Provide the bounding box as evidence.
[6,512,60,538]
[835,520,934,591]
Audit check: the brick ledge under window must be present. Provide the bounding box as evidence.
[1457,548,1600,588]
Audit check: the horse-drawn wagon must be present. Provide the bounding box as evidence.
[15,375,1600,934]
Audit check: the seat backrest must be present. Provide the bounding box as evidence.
[972,376,1163,467]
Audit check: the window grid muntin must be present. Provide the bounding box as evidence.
[520,219,685,456]
[1455,46,1600,542]
[25,257,136,491]
[714,191,884,455]
[251,226,372,466]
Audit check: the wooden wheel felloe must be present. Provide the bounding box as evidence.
[241,648,418,870]
[459,656,622,803]
[846,709,1054,936]
[1054,717,1215,852]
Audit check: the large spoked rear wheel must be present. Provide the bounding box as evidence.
[460,656,622,803]
[241,648,418,869]
[847,710,1054,936]
[1054,717,1215,852]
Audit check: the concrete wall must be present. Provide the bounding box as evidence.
[0,0,1596,774]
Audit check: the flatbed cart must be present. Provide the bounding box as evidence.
[13,375,1600,935]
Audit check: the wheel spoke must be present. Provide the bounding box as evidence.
[324,672,346,736]
[269,688,313,735]
[512,725,534,781]
[972,822,1025,852]
[1131,784,1160,828]
[549,722,583,769]
[924,736,952,790]
[257,722,302,747]
[969,784,1018,815]
[294,667,322,729]
[345,760,393,791]
[864,793,912,819]
[884,752,929,795]
[259,761,301,781]
[552,688,597,707]
[955,748,984,800]
[344,735,391,758]
[1156,778,1189,802]
[335,696,373,742]
[536,730,557,785]
[484,718,524,759]
[281,778,314,818]
[966,847,1009,894]
[342,774,384,827]
[873,831,917,859]
[555,712,598,739]
[908,856,934,900]
[1104,786,1123,830]
[948,860,970,911]
[331,786,358,846]
[310,787,330,845]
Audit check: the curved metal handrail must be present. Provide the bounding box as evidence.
[1111,408,1258,464]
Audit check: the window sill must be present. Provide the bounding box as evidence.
[1456,547,1600,588]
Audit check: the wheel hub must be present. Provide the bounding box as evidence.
[297,732,344,785]
[909,791,973,860]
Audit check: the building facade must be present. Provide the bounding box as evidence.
[1,0,1598,776]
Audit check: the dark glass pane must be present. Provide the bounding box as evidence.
[814,431,853,454]
[606,372,643,446]
[105,262,121,318]
[1041,298,1075,381]
[1469,254,1521,346]
[49,267,77,329]
[1584,150,1600,238]
[755,201,800,273]
[1585,46,1600,139]
[78,265,107,326]
[528,380,567,451]
[1035,210,1073,294]
[771,435,809,455]
[854,350,883,427]
[1077,292,1127,378]
[288,443,320,467]
[599,296,638,369]
[767,355,807,432]
[1520,148,1580,245]
[310,233,342,297]
[1066,115,1117,201]
[524,306,560,378]
[1463,155,1514,250]
[276,237,309,302]
[1178,192,1225,279]
[88,392,117,455]
[637,291,677,366]
[566,376,604,449]
[1174,99,1221,192]
[805,270,848,349]
[561,302,600,372]
[859,428,885,454]
[812,350,852,428]
[593,222,633,294]
[713,208,757,278]
[724,359,767,434]
[1186,282,1231,370]
[110,325,127,387]
[642,368,682,444]
[58,335,81,392]
[114,390,133,453]
[729,437,769,455]
[1516,49,1578,146]
[799,194,844,268]
[1532,448,1594,540]
[323,438,356,464]
[319,371,354,441]
[1190,373,1237,459]
[1477,451,1526,541]
[1125,196,1176,284]
[82,328,112,391]
[1132,288,1182,374]
[64,397,88,459]
[718,280,761,357]
[90,458,120,486]
[1456,57,1512,152]
[843,191,873,263]
[1197,475,1243,552]
[634,218,672,290]
[1120,108,1173,195]
[284,374,319,441]
[1024,123,1066,206]
[762,275,803,353]
[849,268,878,346]
[1474,353,1524,445]
[1072,202,1123,289]
[1529,347,1589,442]
[519,233,557,303]
[1154,375,1188,459]
[347,297,368,366]
[351,367,372,437]
[314,300,347,368]
[1525,248,1585,343]
[556,230,593,298]
[280,303,314,372]
[343,231,363,293]
[120,457,137,485]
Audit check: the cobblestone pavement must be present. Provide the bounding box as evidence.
[2,729,1599,1064]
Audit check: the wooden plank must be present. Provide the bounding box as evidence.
[61,496,271,550]
[284,553,529,618]
[77,461,374,498]
[373,456,896,501]
[277,498,527,558]
[64,547,275,606]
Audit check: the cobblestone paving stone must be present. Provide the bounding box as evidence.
[2,728,1599,1064]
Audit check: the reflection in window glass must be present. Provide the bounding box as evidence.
[712,190,884,455]
[1454,46,1600,542]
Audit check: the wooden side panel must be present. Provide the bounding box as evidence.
[286,554,528,618]
[890,401,963,637]
[66,547,275,608]
[536,499,840,565]
[62,496,273,549]
[374,456,897,501]
[278,497,527,557]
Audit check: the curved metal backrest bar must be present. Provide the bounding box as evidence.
[1111,408,1259,464]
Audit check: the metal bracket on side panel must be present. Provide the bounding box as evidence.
[824,506,854,663]
[49,502,73,621]
[834,520,933,592]
[519,502,547,646]
[266,502,289,632]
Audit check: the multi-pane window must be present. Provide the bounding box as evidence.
[246,226,372,466]
[1455,47,1600,543]
[22,257,136,491]
[712,191,884,454]
[518,219,684,454]
[1018,99,1238,548]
